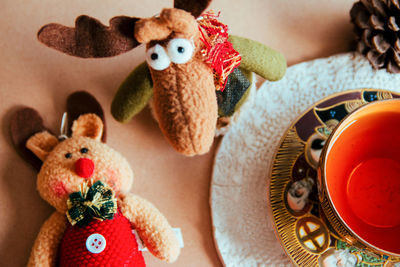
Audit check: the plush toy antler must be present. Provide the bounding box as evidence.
[38,16,140,58]
[10,91,106,171]
[36,0,209,57]
[37,0,287,156]
[174,0,212,17]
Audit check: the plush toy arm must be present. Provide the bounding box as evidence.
[229,35,287,81]
[27,212,67,267]
[118,194,180,263]
[111,62,153,123]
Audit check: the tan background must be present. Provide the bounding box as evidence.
[0,0,354,266]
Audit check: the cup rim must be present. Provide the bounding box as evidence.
[319,98,400,258]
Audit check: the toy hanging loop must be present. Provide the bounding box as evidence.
[59,112,69,140]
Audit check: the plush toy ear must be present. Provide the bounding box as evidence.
[37,15,140,58]
[135,8,198,44]
[66,91,107,142]
[26,131,59,161]
[71,114,104,141]
[174,0,212,18]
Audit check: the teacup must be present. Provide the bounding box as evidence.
[318,99,400,258]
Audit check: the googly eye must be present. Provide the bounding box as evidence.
[167,38,194,64]
[146,44,170,71]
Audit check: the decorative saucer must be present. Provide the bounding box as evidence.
[269,89,400,267]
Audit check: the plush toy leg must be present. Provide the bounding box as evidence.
[27,212,67,267]
[118,194,180,263]
[228,35,287,81]
[111,62,153,123]
[66,91,106,142]
[10,107,51,171]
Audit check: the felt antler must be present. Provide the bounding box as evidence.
[37,0,211,58]
[174,0,212,18]
[37,15,140,58]
[10,91,107,170]
[10,107,51,171]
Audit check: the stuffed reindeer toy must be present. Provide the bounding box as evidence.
[10,92,180,266]
[37,0,286,156]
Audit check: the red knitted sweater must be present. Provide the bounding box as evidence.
[58,211,145,267]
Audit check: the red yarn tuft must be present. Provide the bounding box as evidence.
[198,11,241,92]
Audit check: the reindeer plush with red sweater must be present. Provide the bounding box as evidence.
[10,92,180,266]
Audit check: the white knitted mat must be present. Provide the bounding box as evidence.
[210,52,400,267]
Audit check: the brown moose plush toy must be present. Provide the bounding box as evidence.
[10,92,180,266]
[36,0,286,156]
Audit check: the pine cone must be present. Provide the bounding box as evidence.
[350,0,400,73]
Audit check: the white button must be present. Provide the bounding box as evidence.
[86,233,106,254]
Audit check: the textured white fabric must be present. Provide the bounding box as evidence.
[211,52,400,267]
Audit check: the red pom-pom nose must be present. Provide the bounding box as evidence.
[75,158,95,179]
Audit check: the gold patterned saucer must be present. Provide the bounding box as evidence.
[269,89,400,267]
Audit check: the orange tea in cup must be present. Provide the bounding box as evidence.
[323,99,400,256]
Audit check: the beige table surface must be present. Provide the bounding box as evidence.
[0,0,354,266]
